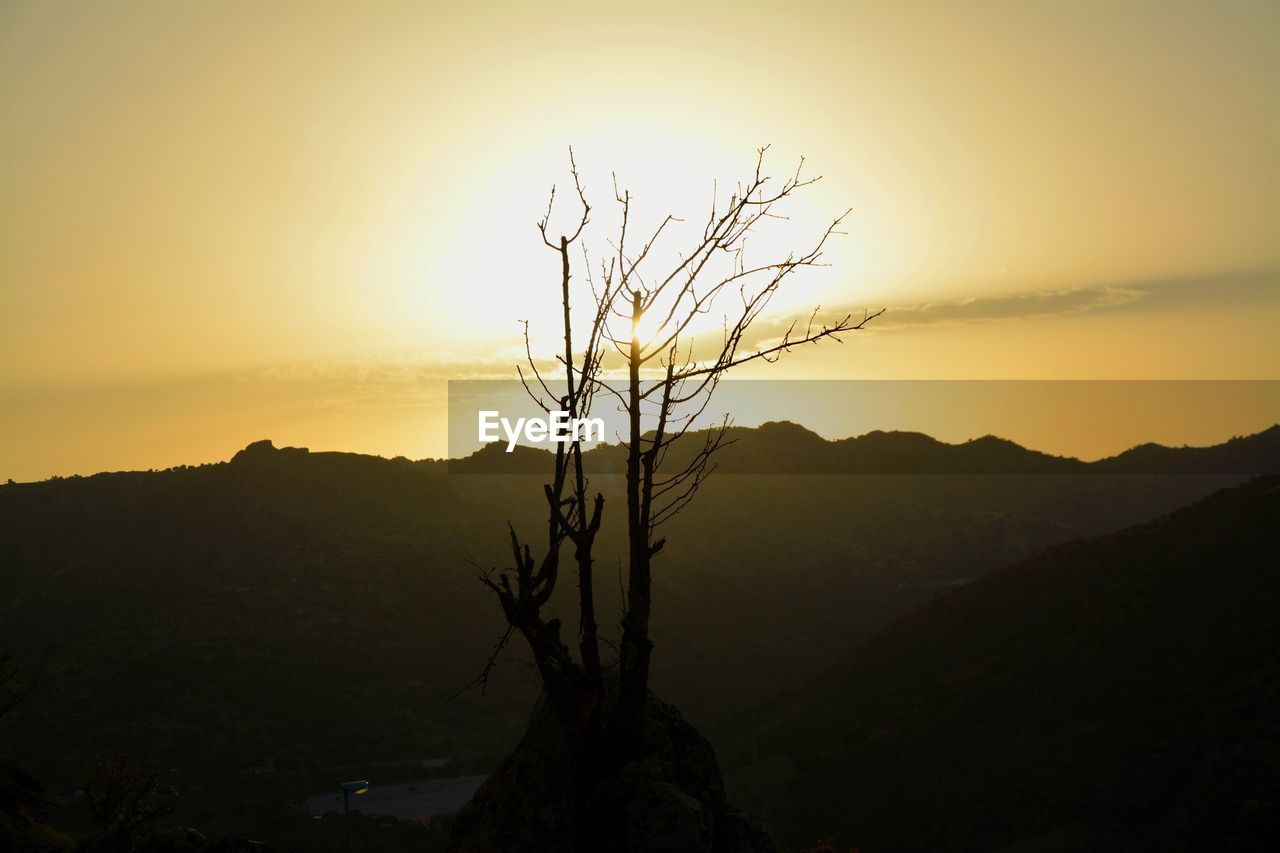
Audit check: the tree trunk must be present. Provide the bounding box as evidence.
[616,289,653,757]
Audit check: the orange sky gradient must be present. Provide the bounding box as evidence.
[2,0,1278,481]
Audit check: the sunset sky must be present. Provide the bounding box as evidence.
[2,0,1278,481]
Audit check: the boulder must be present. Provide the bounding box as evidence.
[450,690,776,853]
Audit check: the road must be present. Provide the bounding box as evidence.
[306,775,487,822]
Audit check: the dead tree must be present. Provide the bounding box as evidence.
[474,146,880,843]
[588,147,883,751]
[474,151,611,846]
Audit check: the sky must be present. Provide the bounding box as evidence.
[2,0,1278,480]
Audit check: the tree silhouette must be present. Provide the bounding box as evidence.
[474,147,880,847]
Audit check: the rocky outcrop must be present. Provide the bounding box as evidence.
[229,440,309,466]
[450,691,777,853]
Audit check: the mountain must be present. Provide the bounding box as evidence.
[0,426,1270,846]
[1094,424,1280,473]
[727,475,1280,851]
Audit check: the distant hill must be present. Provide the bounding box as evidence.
[448,421,1280,475]
[1094,424,1280,473]
[729,475,1280,851]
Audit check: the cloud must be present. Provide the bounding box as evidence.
[747,269,1278,343]
[874,283,1146,328]
[249,350,525,385]
[239,348,548,411]
[241,269,1278,401]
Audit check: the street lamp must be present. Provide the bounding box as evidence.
[340,780,369,853]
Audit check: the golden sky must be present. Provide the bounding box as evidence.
[2,0,1278,480]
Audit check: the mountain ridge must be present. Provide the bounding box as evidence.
[9,422,1276,484]
[399,421,1276,476]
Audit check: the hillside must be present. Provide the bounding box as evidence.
[0,426,1273,844]
[729,475,1280,851]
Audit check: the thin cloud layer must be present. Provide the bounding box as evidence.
[876,283,1145,328]
[243,270,1278,400]
[746,270,1277,350]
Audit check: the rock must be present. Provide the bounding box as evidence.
[449,695,576,853]
[230,440,278,464]
[620,775,714,851]
[714,813,780,853]
[450,689,777,853]
[229,440,309,466]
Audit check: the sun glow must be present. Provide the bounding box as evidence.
[429,138,850,361]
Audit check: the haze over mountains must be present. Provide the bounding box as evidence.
[0,423,1276,848]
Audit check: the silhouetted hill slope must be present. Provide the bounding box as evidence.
[826,428,1084,473]
[1094,423,1280,473]
[447,441,557,474]
[449,421,1280,475]
[739,476,1280,851]
[639,421,1088,475]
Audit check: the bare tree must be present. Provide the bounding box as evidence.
[474,146,880,845]
[473,152,611,846]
